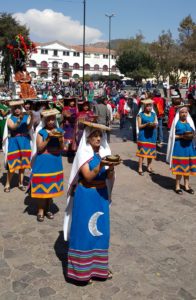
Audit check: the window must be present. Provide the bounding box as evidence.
[53,50,58,56]
[52,61,58,68]
[103,65,108,71]
[73,74,79,79]
[41,49,48,55]
[103,54,109,59]
[30,72,36,78]
[94,64,99,71]
[73,52,80,57]
[94,53,100,58]
[112,55,116,59]
[63,73,70,79]
[85,53,91,58]
[63,62,69,69]
[84,64,90,70]
[40,72,48,78]
[40,61,48,68]
[29,60,37,67]
[63,51,70,56]
[111,65,117,72]
[73,63,80,70]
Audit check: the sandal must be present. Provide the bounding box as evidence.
[18,185,26,191]
[138,170,144,176]
[175,189,183,195]
[37,214,44,222]
[45,211,54,219]
[107,269,113,280]
[147,168,154,174]
[184,188,194,195]
[4,187,10,193]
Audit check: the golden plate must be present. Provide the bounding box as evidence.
[105,155,120,162]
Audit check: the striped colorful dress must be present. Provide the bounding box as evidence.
[7,114,31,173]
[67,153,110,281]
[171,120,196,176]
[31,128,64,198]
[136,112,157,159]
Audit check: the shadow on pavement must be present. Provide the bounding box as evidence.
[149,172,176,191]
[23,195,59,216]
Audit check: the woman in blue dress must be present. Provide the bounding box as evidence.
[3,100,33,192]
[136,99,158,175]
[31,109,64,222]
[167,106,196,194]
[64,123,119,284]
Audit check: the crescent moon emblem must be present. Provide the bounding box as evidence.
[88,212,104,237]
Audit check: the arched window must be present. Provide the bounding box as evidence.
[29,60,36,67]
[63,62,69,69]
[111,65,116,72]
[40,72,48,78]
[73,74,79,79]
[84,64,90,70]
[30,72,36,78]
[73,63,80,70]
[103,65,108,71]
[52,61,58,68]
[63,73,70,79]
[94,64,99,71]
[40,61,48,68]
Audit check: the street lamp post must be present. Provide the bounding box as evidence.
[82,0,86,100]
[105,13,115,77]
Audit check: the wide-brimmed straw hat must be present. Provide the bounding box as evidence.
[80,121,111,131]
[141,98,154,105]
[41,108,60,117]
[8,95,24,106]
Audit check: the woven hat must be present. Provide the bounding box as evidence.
[8,95,24,106]
[41,108,60,117]
[79,121,111,131]
[141,98,154,105]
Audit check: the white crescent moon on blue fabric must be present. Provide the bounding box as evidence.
[88,212,104,236]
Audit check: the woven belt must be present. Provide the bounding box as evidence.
[79,180,106,189]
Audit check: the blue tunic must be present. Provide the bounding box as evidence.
[67,153,110,281]
[31,127,64,198]
[7,114,31,172]
[137,112,157,159]
[172,120,196,176]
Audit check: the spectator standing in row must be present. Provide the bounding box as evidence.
[153,90,165,145]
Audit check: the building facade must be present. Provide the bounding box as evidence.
[27,41,120,81]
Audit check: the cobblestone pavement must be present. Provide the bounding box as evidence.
[0,124,196,300]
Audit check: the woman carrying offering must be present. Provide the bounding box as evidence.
[31,109,64,222]
[64,122,120,284]
[3,99,33,192]
[167,105,196,195]
[136,99,158,175]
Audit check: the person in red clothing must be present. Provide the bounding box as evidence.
[118,96,129,129]
[167,92,182,130]
[152,90,165,145]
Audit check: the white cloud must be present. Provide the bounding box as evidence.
[13,9,102,44]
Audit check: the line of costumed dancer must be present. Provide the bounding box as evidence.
[63,121,120,284]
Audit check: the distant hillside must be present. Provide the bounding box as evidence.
[86,39,129,50]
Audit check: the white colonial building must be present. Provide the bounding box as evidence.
[27,41,120,81]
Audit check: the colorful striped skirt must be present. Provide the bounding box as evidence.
[172,139,196,176]
[68,249,109,281]
[31,152,64,198]
[7,136,31,173]
[136,141,157,159]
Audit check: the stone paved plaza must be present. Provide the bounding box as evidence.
[0,124,196,300]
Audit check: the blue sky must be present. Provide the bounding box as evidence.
[2,0,196,44]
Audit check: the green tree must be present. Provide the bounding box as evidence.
[0,12,29,85]
[116,35,156,82]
